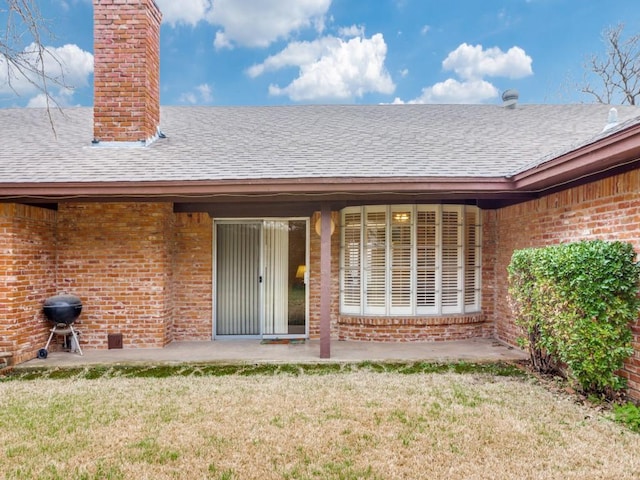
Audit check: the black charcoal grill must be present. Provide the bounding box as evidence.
[38,294,83,358]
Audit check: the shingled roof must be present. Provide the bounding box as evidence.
[0,103,639,208]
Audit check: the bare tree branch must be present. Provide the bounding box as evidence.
[580,23,640,105]
[0,0,68,133]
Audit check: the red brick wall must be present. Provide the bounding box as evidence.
[93,0,161,143]
[0,203,500,358]
[494,170,640,400]
[338,314,491,341]
[173,213,213,340]
[481,210,498,337]
[6,185,635,391]
[0,204,56,364]
[56,202,174,349]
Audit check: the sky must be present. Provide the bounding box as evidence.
[0,0,639,108]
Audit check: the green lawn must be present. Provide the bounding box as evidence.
[1,363,639,479]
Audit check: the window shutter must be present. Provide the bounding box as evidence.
[390,209,412,313]
[364,209,386,313]
[441,208,462,312]
[339,205,481,317]
[341,210,362,313]
[416,208,438,313]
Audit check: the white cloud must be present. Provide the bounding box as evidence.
[211,0,331,49]
[179,83,215,104]
[442,43,533,80]
[197,83,214,102]
[157,0,332,49]
[409,79,499,104]
[338,25,365,38]
[249,33,395,102]
[397,42,533,104]
[50,44,94,87]
[155,0,213,27]
[213,31,233,50]
[247,38,331,78]
[0,43,93,105]
[26,90,75,108]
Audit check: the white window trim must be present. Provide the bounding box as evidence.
[340,205,482,316]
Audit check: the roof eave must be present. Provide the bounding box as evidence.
[0,176,515,201]
[511,123,640,194]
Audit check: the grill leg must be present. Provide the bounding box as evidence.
[43,326,59,352]
[68,325,83,356]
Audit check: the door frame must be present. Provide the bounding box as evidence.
[212,217,310,340]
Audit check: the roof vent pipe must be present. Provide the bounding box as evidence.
[602,107,619,132]
[501,89,519,109]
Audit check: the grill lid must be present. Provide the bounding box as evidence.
[43,294,83,325]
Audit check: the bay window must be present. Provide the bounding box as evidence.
[340,205,481,315]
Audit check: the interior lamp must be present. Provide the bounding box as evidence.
[295,264,306,279]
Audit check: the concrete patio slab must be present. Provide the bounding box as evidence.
[14,338,528,369]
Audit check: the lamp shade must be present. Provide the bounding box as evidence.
[314,217,336,236]
[296,264,306,279]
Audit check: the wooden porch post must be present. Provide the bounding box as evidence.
[320,204,331,359]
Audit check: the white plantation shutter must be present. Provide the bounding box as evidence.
[390,209,412,314]
[341,210,362,314]
[339,205,481,316]
[441,207,462,312]
[364,208,387,314]
[416,208,438,314]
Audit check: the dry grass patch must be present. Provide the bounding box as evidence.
[1,370,639,479]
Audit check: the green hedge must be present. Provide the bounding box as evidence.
[508,240,640,396]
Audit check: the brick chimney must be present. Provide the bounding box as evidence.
[93,0,162,145]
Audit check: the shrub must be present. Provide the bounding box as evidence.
[508,240,640,396]
[613,402,640,432]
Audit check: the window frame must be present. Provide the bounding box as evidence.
[339,205,482,316]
